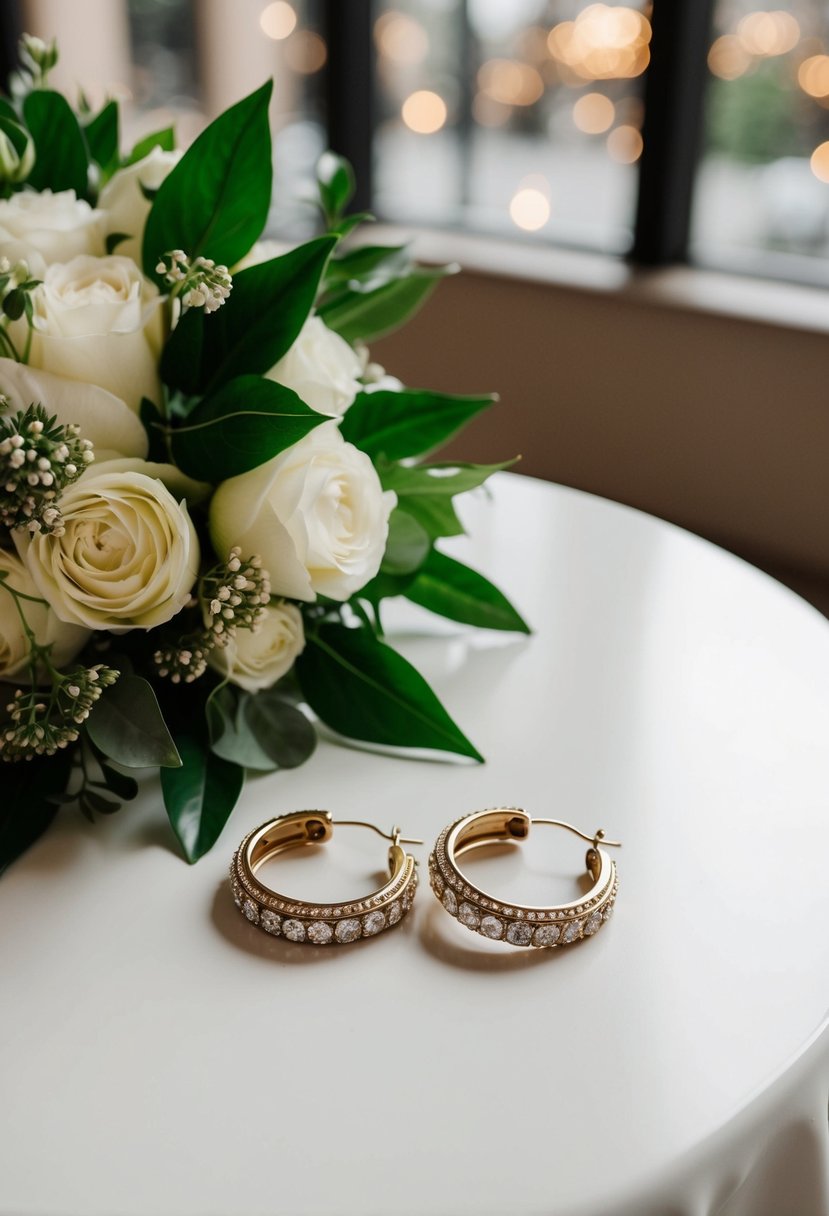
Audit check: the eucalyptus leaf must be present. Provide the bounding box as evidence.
[170,375,328,481]
[161,733,244,862]
[99,762,139,802]
[340,389,496,462]
[319,265,456,344]
[405,550,530,633]
[296,623,483,762]
[23,90,88,196]
[243,686,317,768]
[142,80,273,280]
[86,674,181,769]
[206,683,277,771]
[81,789,121,816]
[0,750,72,875]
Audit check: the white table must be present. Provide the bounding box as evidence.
[2,474,828,1216]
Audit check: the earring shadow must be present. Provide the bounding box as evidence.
[417,900,577,972]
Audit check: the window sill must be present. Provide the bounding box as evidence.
[372,224,829,337]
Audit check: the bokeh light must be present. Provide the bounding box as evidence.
[401,90,448,134]
[374,12,429,64]
[509,180,551,231]
[736,10,800,57]
[708,34,753,80]
[285,30,327,73]
[798,55,829,99]
[607,124,643,163]
[478,59,544,106]
[572,92,616,134]
[810,141,829,183]
[547,6,651,81]
[259,1,297,41]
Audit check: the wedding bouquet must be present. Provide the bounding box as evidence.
[0,36,528,872]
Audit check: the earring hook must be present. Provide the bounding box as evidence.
[333,819,424,846]
[532,819,622,849]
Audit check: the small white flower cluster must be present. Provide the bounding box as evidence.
[0,402,94,535]
[0,663,118,761]
[154,549,271,684]
[156,249,232,314]
[204,548,271,640]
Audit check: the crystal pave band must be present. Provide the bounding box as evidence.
[230,811,419,945]
[429,808,619,948]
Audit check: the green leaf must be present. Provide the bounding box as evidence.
[296,623,483,762]
[379,461,512,541]
[406,550,530,633]
[381,460,513,498]
[84,100,119,175]
[98,762,139,802]
[319,265,455,344]
[323,243,411,289]
[81,789,121,816]
[2,289,25,321]
[170,375,328,481]
[380,508,430,575]
[317,151,355,226]
[125,125,175,166]
[142,80,273,280]
[341,389,496,461]
[0,750,72,875]
[139,396,169,463]
[160,238,336,396]
[23,90,89,196]
[243,686,317,768]
[329,211,374,238]
[207,684,274,771]
[0,115,31,163]
[85,674,182,769]
[161,733,244,862]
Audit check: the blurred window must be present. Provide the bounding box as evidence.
[373,0,650,254]
[15,0,829,285]
[692,0,829,282]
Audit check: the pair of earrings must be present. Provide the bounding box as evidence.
[230,808,620,949]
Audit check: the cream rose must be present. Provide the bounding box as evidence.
[266,315,363,418]
[0,189,104,275]
[21,255,163,412]
[208,602,305,692]
[17,459,199,632]
[0,547,88,678]
[210,420,395,602]
[0,359,148,462]
[98,147,182,265]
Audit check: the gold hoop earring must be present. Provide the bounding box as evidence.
[429,808,620,947]
[230,811,421,944]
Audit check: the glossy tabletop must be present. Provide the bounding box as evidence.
[2,474,828,1216]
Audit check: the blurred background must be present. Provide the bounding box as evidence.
[4,0,829,608]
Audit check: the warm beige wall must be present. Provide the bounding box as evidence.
[374,268,829,604]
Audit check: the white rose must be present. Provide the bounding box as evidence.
[266,315,363,418]
[208,602,305,692]
[0,189,104,275]
[0,547,88,678]
[17,459,199,632]
[21,255,163,412]
[0,358,148,462]
[98,147,182,265]
[209,420,395,602]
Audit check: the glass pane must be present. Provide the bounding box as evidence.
[692,1,829,282]
[373,0,651,254]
